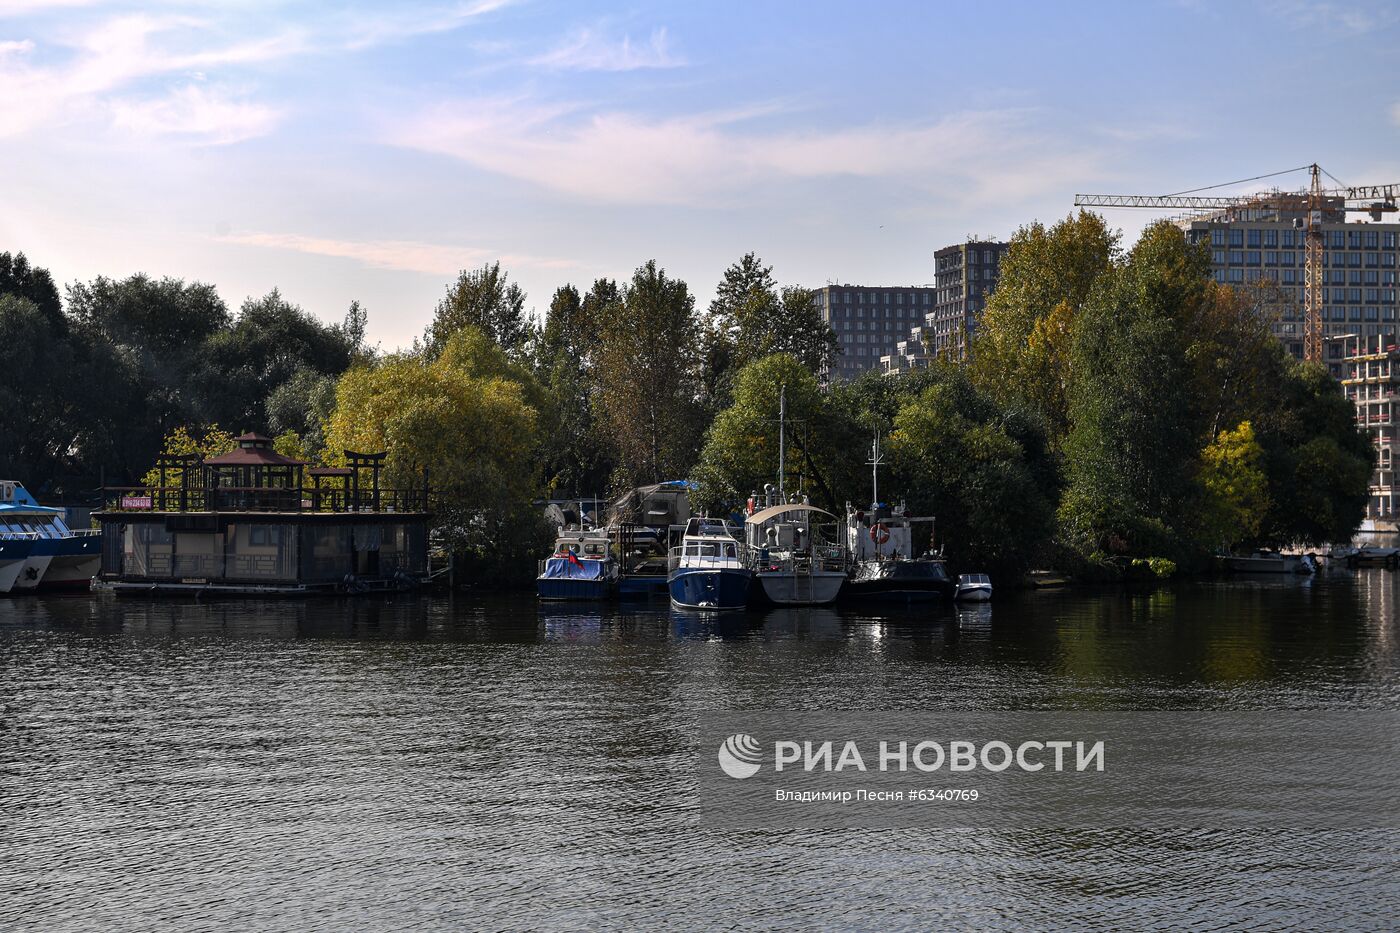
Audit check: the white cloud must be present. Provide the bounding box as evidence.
[111,84,281,144]
[530,25,683,71]
[338,0,516,50]
[0,13,298,140]
[393,99,1096,209]
[217,231,580,276]
[0,0,103,16]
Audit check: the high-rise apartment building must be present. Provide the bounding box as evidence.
[813,285,938,382]
[1180,202,1400,378]
[885,239,1008,371]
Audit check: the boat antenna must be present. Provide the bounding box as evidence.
[777,383,786,504]
[867,427,885,509]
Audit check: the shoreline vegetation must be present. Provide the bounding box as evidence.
[1,214,1371,589]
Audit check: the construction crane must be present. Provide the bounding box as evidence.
[1075,165,1400,362]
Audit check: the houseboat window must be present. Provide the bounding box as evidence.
[724,544,737,558]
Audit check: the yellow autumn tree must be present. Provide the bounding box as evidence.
[141,425,236,487]
[321,326,549,579]
[1198,420,1271,550]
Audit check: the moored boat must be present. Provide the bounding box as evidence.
[667,517,751,610]
[843,500,952,603]
[1217,551,1316,575]
[536,528,618,600]
[743,500,847,606]
[955,573,993,601]
[0,481,101,592]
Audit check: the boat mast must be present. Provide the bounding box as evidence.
[868,428,884,509]
[777,383,786,504]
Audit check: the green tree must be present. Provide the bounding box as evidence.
[1058,225,1203,557]
[427,261,531,359]
[265,366,338,457]
[140,425,236,486]
[66,273,231,478]
[596,261,703,487]
[733,286,840,375]
[0,295,82,481]
[888,371,1057,577]
[196,289,355,431]
[0,252,62,326]
[692,354,828,512]
[535,284,612,496]
[1253,361,1371,545]
[970,213,1120,440]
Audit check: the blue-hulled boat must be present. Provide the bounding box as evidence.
[667,517,751,610]
[536,529,618,600]
[0,481,100,593]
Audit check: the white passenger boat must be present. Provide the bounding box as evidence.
[0,481,101,592]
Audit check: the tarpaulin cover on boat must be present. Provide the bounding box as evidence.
[542,557,604,580]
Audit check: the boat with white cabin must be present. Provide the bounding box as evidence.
[743,496,848,606]
[667,517,751,610]
[955,573,993,601]
[536,527,619,600]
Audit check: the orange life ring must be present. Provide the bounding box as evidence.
[870,523,890,545]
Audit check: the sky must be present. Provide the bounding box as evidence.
[4,0,1400,350]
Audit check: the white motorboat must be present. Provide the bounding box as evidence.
[955,573,993,601]
[1217,551,1317,575]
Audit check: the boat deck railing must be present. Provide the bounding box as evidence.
[100,485,429,514]
[750,545,848,575]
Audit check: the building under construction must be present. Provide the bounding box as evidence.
[1342,335,1400,530]
[1176,195,1400,378]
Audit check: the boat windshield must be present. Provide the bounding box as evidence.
[555,540,608,558]
[964,574,990,585]
[685,542,738,558]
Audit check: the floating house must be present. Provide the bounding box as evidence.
[94,433,429,595]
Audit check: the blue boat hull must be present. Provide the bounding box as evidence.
[536,576,615,600]
[668,567,751,610]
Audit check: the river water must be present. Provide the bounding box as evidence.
[2,572,1398,930]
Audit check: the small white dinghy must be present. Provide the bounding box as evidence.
[955,573,992,601]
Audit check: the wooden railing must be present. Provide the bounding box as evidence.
[102,485,430,514]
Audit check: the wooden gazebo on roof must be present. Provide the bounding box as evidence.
[94,432,431,595]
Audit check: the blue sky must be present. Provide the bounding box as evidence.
[3,0,1400,349]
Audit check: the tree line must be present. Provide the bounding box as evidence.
[0,213,1371,583]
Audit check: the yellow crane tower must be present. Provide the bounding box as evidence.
[1075,164,1400,362]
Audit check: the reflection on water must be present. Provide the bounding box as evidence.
[1,573,1398,930]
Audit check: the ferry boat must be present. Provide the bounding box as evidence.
[537,528,618,600]
[743,499,848,606]
[667,517,751,610]
[0,481,101,592]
